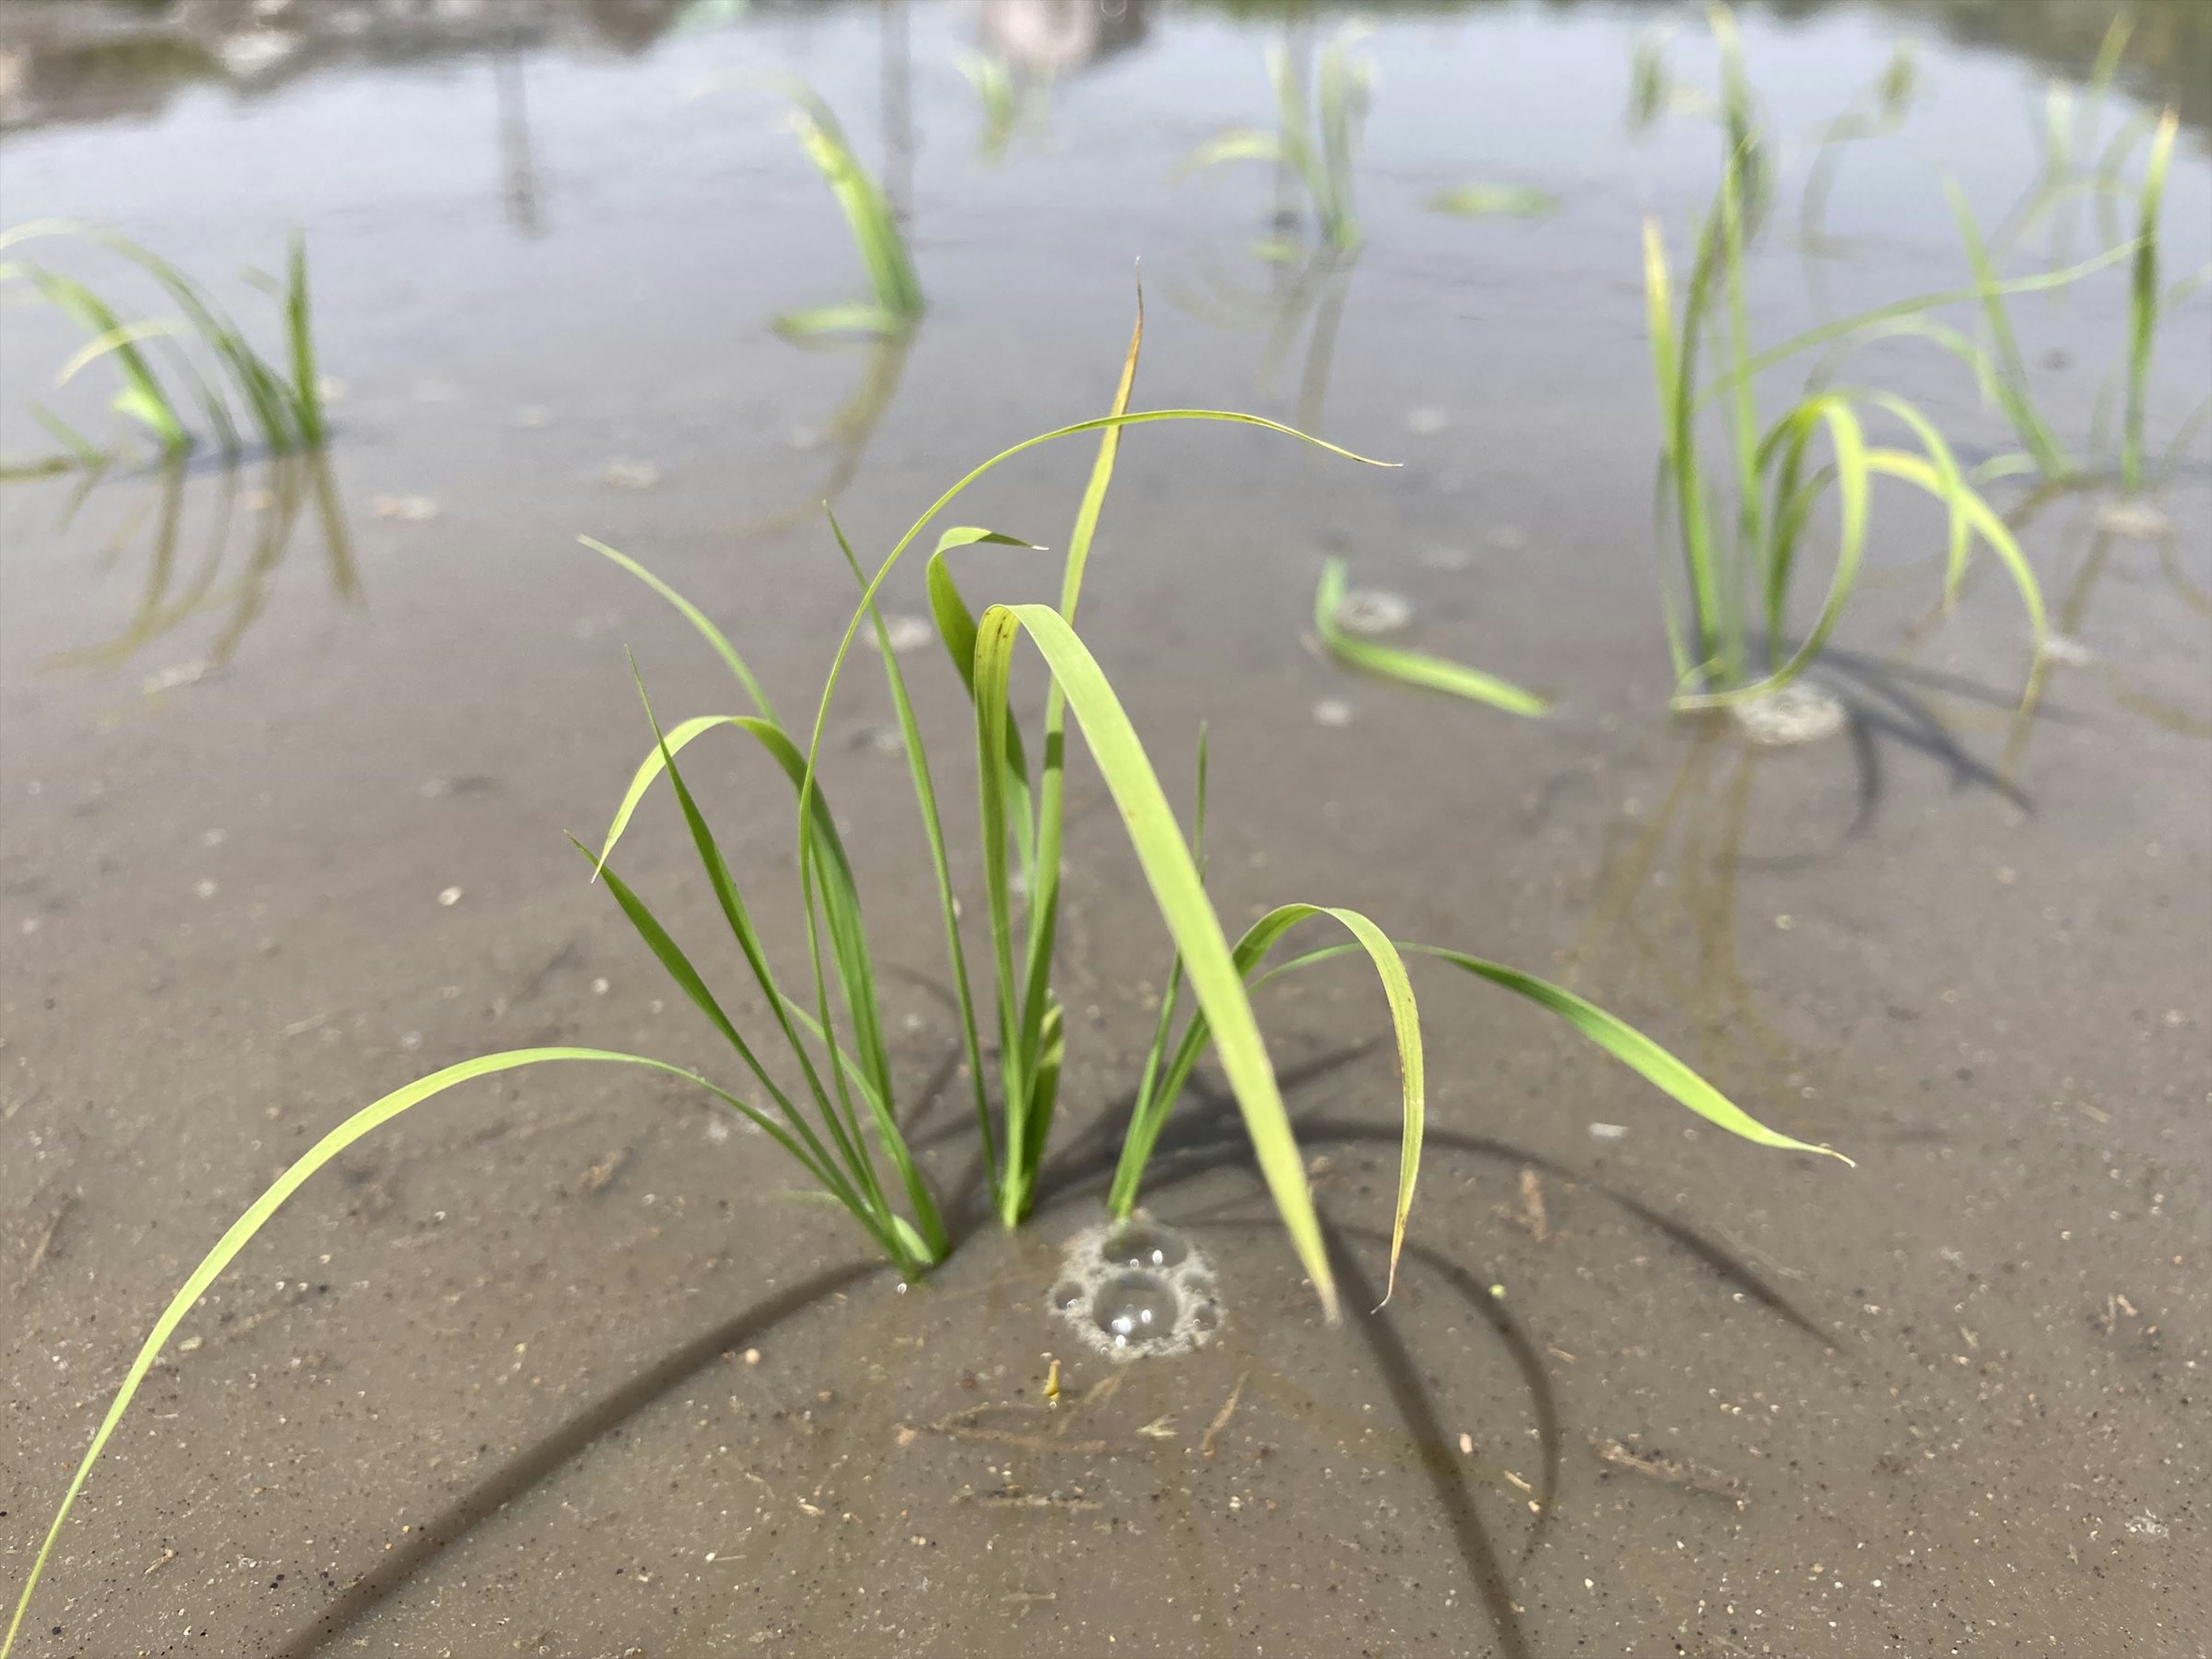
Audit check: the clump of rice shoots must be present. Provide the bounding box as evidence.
[0,222,327,469]
[1181,24,1373,253]
[956,50,1050,164]
[4,316,1849,1657]
[1642,135,2052,709]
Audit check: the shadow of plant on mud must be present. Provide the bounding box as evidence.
[264,1048,1836,1659]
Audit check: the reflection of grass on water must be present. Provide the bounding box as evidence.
[31,452,358,686]
[6,316,1850,1656]
[0,223,327,471]
[742,331,913,537]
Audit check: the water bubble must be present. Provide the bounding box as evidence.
[1093,1270,1180,1349]
[1049,1217,1222,1360]
[1101,1221,1188,1271]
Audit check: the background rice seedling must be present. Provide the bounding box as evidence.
[1180,24,1373,255]
[764,82,923,339]
[0,222,325,470]
[1641,127,2056,707]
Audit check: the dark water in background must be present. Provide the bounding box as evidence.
[1,3,2207,1655]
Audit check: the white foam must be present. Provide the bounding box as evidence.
[1047,1217,1222,1362]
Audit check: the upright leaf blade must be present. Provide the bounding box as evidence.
[980,603,1339,1319]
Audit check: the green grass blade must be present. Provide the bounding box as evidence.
[1123,725,1209,1194]
[619,681,890,1242]
[1406,945,1850,1160]
[830,503,990,1245]
[970,605,1033,1221]
[1176,128,1283,176]
[1679,395,1868,708]
[2,1047,809,1659]
[1705,241,2139,413]
[1945,181,2072,478]
[2122,110,2178,491]
[286,232,324,448]
[772,302,906,339]
[1314,557,1546,716]
[1865,448,2047,653]
[925,528,1046,878]
[644,684,940,1260]
[983,604,1338,1319]
[1641,218,1699,683]
[782,87,922,325]
[97,233,300,453]
[1313,28,1372,249]
[1427,184,1559,219]
[580,841,863,1217]
[789,406,1394,1153]
[16,266,190,454]
[1020,299,1146,1195]
[1719,144,1761,683]
[1109,903,1422,1305]
[1857,391,1974,604]
[52,316,191,386]
[1659,206,1729,676]
[581,536,778,722]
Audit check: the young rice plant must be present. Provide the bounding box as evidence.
[0,222,325,472]
[5,312,1849,1654]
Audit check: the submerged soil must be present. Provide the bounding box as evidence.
[2,3,2207,1655]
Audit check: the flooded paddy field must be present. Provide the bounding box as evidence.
[1,3,2207,1654]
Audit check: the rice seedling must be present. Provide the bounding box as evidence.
[0,221,325,468]
[957,50,1020,163]
[1313,556,1547,718]
[1625,6,1771,235]
[767,82,923,339]
[1846,104,2187,495]
[1181,24,1373,255]
[1642,142,2053,709]
[956,49,1049,165]
[4,315,1848,1656]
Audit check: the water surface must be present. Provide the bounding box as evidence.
[2,3,2207,1654]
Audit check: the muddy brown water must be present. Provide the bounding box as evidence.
[2,3,2207,1655]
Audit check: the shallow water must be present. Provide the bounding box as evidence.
[2,2,2208,1655]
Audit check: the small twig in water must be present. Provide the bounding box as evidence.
[1200,1370,1251,1459]
[16,1197,74,1291]
[1516,1168,1548,1242]
[930,1402,1115,1455]
[1591,1435,1747,1509]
